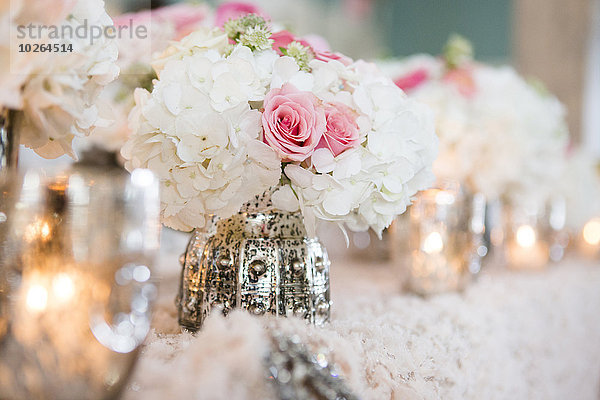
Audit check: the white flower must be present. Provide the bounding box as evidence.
[270,56,314,91]
[1,0,119,159]
[152,28,228,77]
[380,55,569,208]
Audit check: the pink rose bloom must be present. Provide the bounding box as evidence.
[262,83,326,162]
[302,34,331,53]
[215,1,266,27]
[316,103,360,157]
[443,67,476,97]
[393,68,429,92]
[313,51,353,66]
[271,30,352,65]
[152,4,209,39]
[271,30,313,55]
[113,4,207,40]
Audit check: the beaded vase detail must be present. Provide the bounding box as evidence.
[177,192,331,331]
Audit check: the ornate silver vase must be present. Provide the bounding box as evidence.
[177,193,331,331]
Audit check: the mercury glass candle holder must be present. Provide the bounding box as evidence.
[397,181,485,295]
[504,200,550,270]
[0,167,160,400]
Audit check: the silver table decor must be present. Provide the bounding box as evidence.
[394,181,486,295]
[0,168,161,400]
[266,332,359,400]
[177,191,331,331]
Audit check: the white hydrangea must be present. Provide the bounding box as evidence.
[151,27,229,77]
[122,47,281,231]
[1,0,119,159]
[380,55,569,208]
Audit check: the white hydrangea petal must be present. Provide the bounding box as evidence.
[284,164,314,188]
[312,148,336,174]
[323,190,354,216]
[272,185,301,212]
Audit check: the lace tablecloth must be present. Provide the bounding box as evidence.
[122,230,600,400]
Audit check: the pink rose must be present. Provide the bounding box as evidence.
[393,68,429,92]
[262,84,326,162]
[152,4,209,39]
[302,34,353,65]
[313,51,353,66]
[215,1,266,27]
[271,30,353,65]
[113,4,207,40]
[302,34,331,53]
[316,103,360,157]
[270,30,313,55]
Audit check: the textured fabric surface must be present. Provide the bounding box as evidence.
[123,230,600,400]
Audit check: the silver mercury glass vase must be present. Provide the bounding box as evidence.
[177,191,331,331]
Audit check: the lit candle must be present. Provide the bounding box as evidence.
[577,217,600,258]
[507,223,549,269]
[405,183,477,295]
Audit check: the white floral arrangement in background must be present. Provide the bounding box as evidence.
[378,35,569,207]
[0,0,119,159]
[122,13,438,234]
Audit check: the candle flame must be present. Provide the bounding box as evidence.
[26,284,48,312]
[53,273,75,302]
[423,231,444,254]
[583,218,600,246]
[516,225,536,248]
[41,222,51,239]
[24,219,52,242]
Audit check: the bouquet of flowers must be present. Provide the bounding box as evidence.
[122,13,438,235]
[379,35,569,207]
[0,0,119,159]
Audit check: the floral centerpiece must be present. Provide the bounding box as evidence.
[0,0,119,159]
[122,13,438,235]
[378,35,569,207]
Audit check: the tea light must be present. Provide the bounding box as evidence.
[422,231,444,254]
[402,182,482,295]
[409,228,464,294]
[507,223,549,269]
[577,217,600,258]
